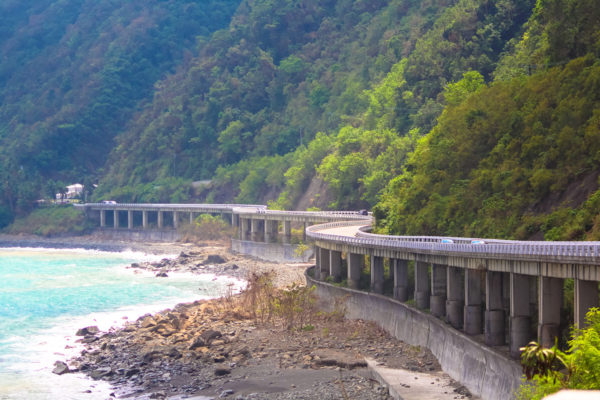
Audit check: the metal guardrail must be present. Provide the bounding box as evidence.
[306,221,600,264]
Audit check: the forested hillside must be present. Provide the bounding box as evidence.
[2,0,600,241]
[0,0,240,225]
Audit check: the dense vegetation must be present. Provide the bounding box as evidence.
[518,308,600,399]
[2,0,600,243]
[0,0,240,224]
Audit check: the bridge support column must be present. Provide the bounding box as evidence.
[464,269,483,335]
[157,211,163,229]
[371,256,384,294]
[251,219,264,242]
[485,271,506,346]
[330,250,342,282]
[319,248,330,280]
[538,277,563,348]
[430,264,447,317]
[348,253,363,289]
[114,211,119,229]
[191,212,195,225]
[393,259,409,301]
[414,261,430,309]
[239,218,246,240]
[265,220,278,243]
[143,211,148,229]
[314,246,320,280]
[100,210,106,228]
[128,211,133,229]
[575,278,599,328]
[173,212,179,229]
[283,221,292,244]
[510,273,533,358]
[446,267,464,329]
[302,222,307,242]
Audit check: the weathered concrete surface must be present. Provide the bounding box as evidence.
[307,271,522,400]
[366,358,478,400]
[94,228,181,242]
[231,239,313,263]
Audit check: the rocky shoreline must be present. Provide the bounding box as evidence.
[33,238,473,400]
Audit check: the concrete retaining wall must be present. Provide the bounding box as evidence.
[94,229,181,242]
[307,270,522,400]
[231,239,313,263]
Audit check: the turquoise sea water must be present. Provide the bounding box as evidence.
[0,247,242,400]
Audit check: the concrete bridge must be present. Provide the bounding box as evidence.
[76,202,600,399]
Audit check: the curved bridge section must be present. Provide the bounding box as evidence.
[77,202,600,398]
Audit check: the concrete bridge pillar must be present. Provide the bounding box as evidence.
[371,256,385,294]
[314,246,321,280]
[173,212,179,229]
[393,259,409,301]
[414,261,430,309]
[538,277,563,348]
[251,219,264,242]
[100,210,106,228]
[347,253,363,289]
[510,273,533,358]
[238,218,246,240]
[128,211,133,229]
[283,221,292,244]
[464,269,483,335]
[191,212,195,225]
[114,210,119,229]
[319,248,330,280]
[575,278,599,328]
[485,271,506,346]
[264,220,278,243]
[302,222,307,242]
[430,264,447,317]
[157,211,164,228]
[446,267,464,329]
[330,250,342,282]
[143,211,148,229]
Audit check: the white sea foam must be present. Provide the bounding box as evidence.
[0,247,244,399]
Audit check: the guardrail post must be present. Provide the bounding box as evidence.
[330,250,342,282]
[430,264,447,317]
[485,271,505,346]
[464,269,483,335]
[574,278,598,329]
[371,255,384,294]
[538,277,563,347]
[348,253,363,289]
[319,248,330,280]
[414,261,430,309]
[510,273,533,358]
[446,267,464,329]
[100,210,106,228]
[393,259,409,301]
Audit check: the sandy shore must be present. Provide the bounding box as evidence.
[0,233,473,399]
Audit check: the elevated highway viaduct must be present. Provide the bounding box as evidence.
[77,203,600,399]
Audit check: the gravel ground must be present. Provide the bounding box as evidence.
[7,235,472,400]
